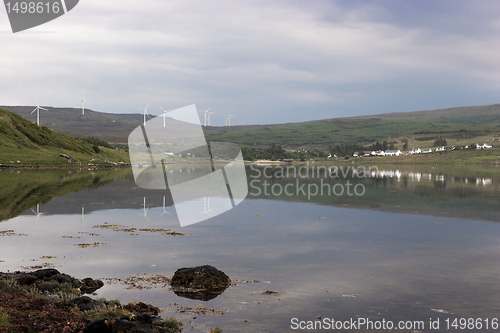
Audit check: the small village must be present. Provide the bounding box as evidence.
[351,142,494,158]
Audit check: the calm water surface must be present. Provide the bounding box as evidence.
[1,165,499,332]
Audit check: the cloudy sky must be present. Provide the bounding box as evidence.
[1,0,499,125]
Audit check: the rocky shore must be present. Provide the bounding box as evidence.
[0,268,182,333]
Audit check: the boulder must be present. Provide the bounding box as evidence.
[79,278,104,294]
[31,268,60,280]
[70,296,106,311]
[9,273,38,285]
[56,273,74,284]
[170,265,230,301]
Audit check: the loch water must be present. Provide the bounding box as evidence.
[1,164,499,332]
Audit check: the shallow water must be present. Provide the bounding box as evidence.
[1,165,499,332]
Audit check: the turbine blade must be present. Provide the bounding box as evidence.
[31,107,37,114]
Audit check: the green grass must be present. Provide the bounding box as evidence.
[0,310,15,328]
[204,104,500,148]
[0,108,130,165]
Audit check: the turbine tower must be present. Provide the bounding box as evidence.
[138,102,150,126]
[81,95,86,115]
[198,108,211,127]
[226,111,235,126]
[159,106,172,127]
[31,99,48,126]
[31,204,43,224]
[207,110,215,126]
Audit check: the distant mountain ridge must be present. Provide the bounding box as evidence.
[2,103,499,146]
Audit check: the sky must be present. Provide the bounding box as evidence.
[1,0,499,125]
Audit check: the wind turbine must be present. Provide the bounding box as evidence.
[159,106,172,127]
[31,99,48,126]
[198,108,211,127]
[160,196,171,217]
[207,110,215,126]
[142,197,149,218]
[138,102,150,126]
[81,95,86,115]
[226,111,235,126]
[31,204,43,224]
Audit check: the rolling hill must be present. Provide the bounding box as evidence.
[1,105,148,143]
[203,104,500,147]
[0,108,129,165]
[2,103,500,148]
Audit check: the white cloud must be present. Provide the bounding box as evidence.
[0,0,498,124]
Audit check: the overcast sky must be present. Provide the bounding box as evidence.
[1,0,499,125]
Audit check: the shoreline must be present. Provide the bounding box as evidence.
[0,268,183,333]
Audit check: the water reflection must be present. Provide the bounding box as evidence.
[2,163,499,224]
[1,164,499,332]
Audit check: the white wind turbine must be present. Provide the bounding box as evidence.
[31,99,48,126]
[198,108,211,127]
[81,95,86,115]
[138,102,150,126]
[207,110,215,126]
[31,204,43,224]
[160,196,171,217]
[159,106,172,127]
[226,111,235,126]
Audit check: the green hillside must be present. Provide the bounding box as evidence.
[1,105,148,143]
[204,104,500,147]
[3,103,500,149]
[0,108,130,166]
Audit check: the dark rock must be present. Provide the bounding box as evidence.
[72,279,83,288]
[82,318,139,333]
[82,277,104,293]
[56,273,74,284]
[171,265,230,290]
[134,313,153,325]
[123,302,159,316]
[37,282,60,292]
[31,268,60,280]
[70,296,106,311]
[170,265,230,301]
[13,273,38,285]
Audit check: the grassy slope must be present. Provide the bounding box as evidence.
[4,103,500,150]
[204,104,500,147]
[1,105,147,143]
[0,108,130,166]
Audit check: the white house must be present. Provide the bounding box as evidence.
[374,150,385,156]
[363,151,375,157]
[435,146,446,152]
[421,148,432,153]
[477,143,493,149]
[384,150,403,156]
[353,152,359,157]
[408,148,421,154]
